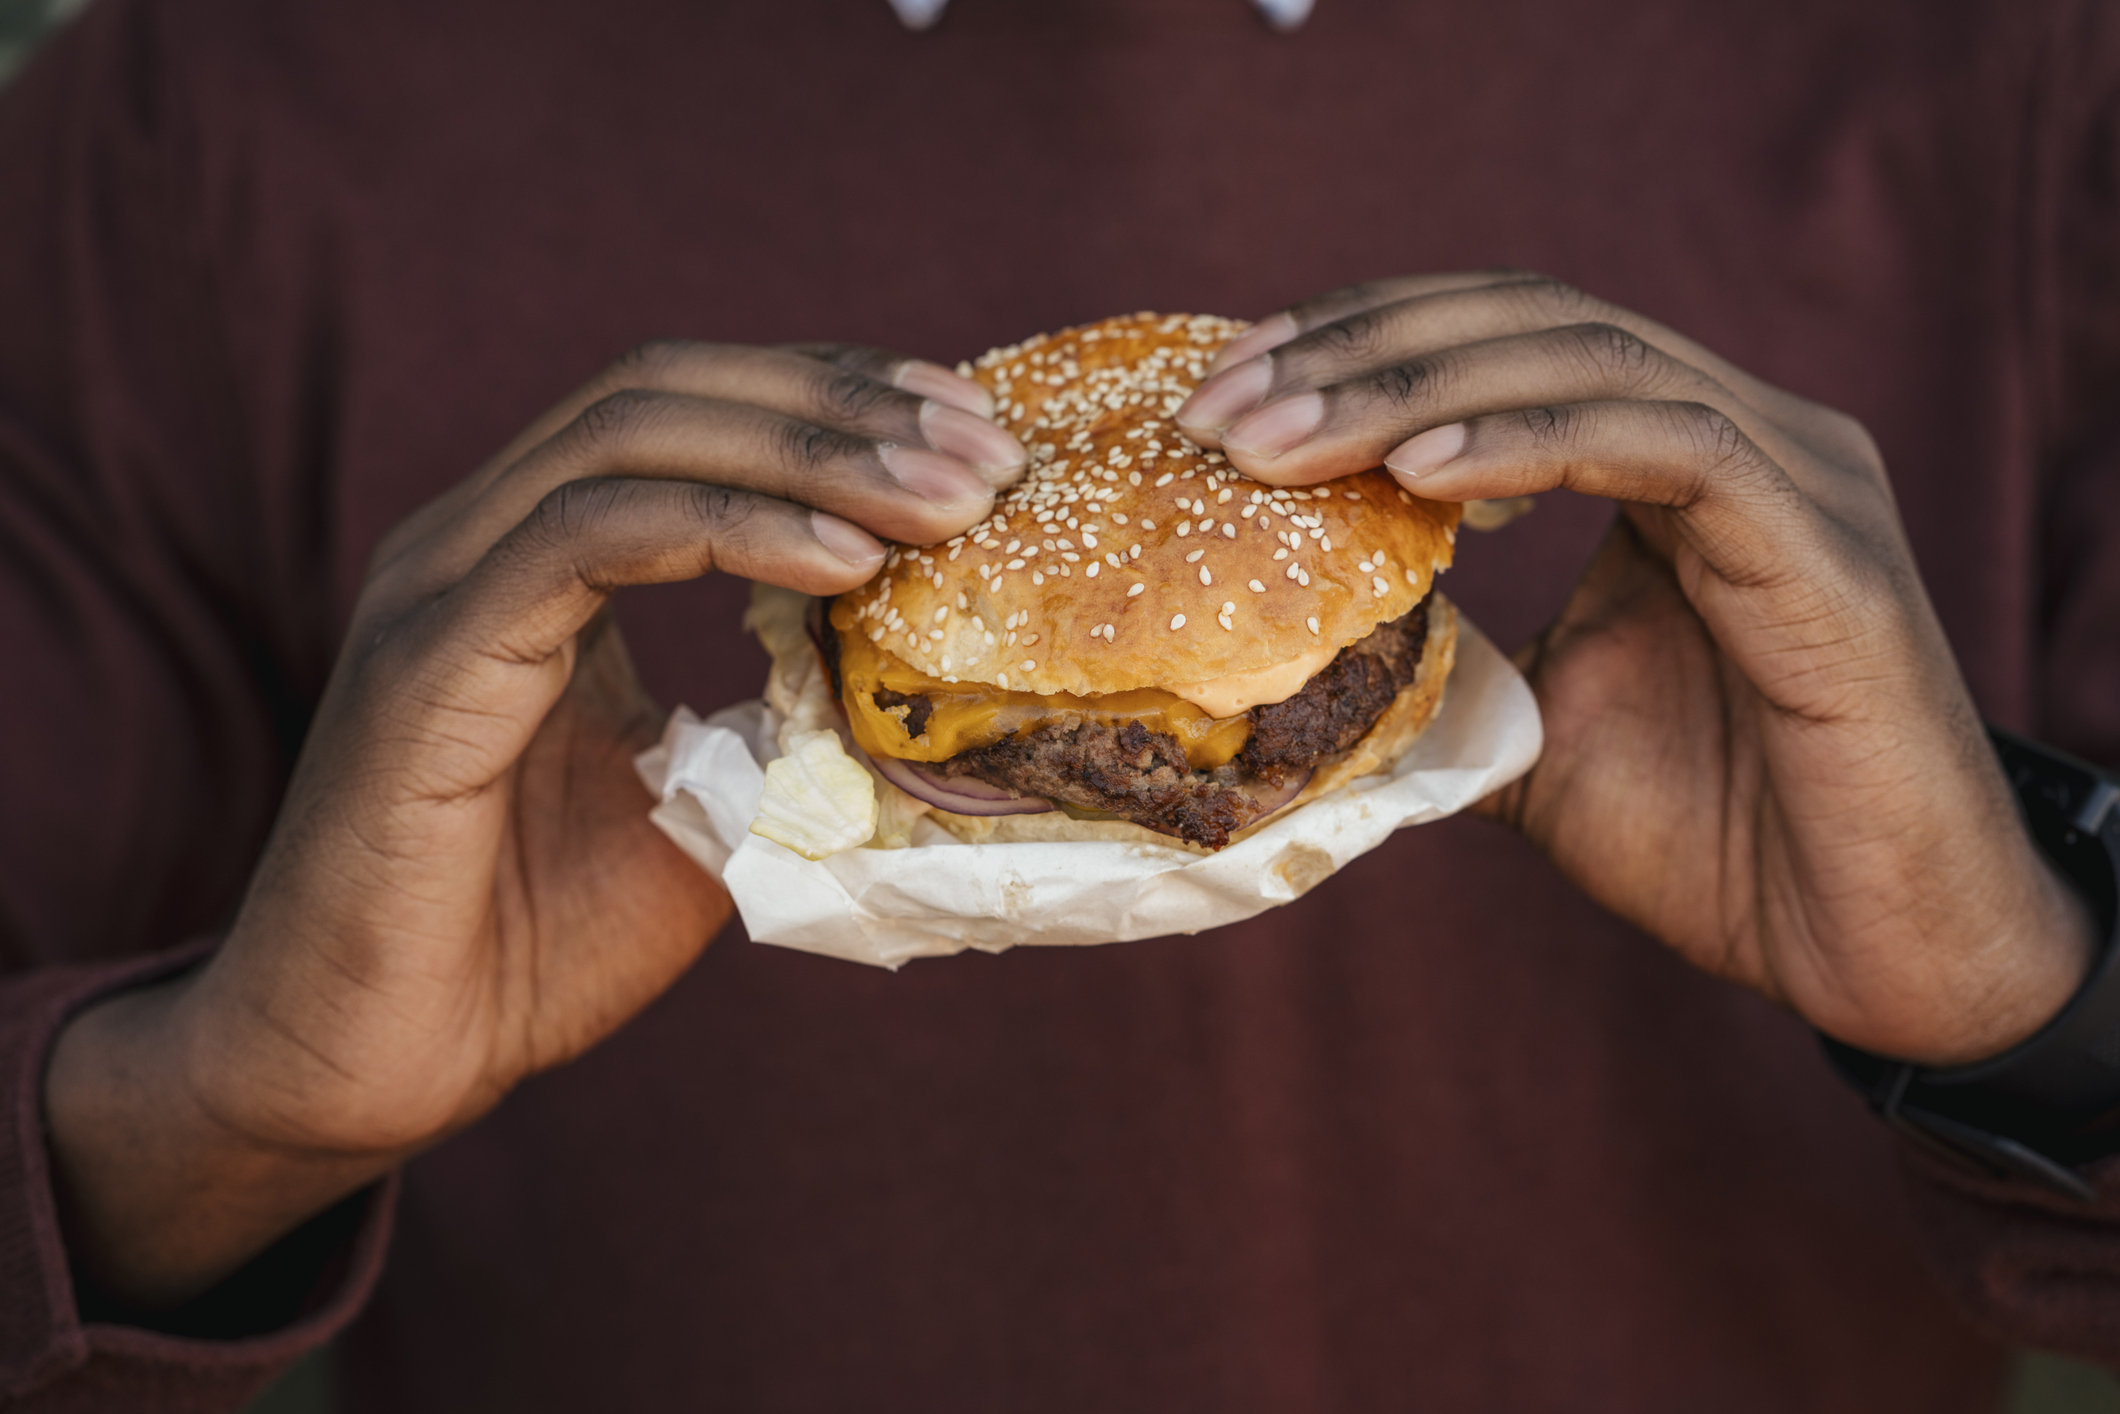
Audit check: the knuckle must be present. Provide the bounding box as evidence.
[574,387,660,451]
[1685,403,1752,466]
[528,476,625,545]
[1303,311,1392,365]
[1513,404,1575,443]
[607,338,695,386]
[1570,321,1656,381]
[1366,356,1443,409]
[775,417,868,474]
[681,481,749,532]
[812,367,900,425]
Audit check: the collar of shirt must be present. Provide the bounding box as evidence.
[886,0,1314,32]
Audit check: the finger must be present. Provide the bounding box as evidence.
[1181,276,1795,451]
[785,342,996,419]
[346,478,881,797]
[1205,269,1545,374]
[1383,398,1842,628]
[475,343,1021,497]
[383,390,997,602]
[1206,321,1724,486]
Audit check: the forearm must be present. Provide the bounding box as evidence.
[43,973,400,1311]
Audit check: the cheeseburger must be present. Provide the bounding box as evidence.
[825,312,1461,852]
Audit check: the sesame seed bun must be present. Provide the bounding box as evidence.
[838,312,1460,698]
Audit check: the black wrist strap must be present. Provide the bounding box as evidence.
[1819,728,2120,1202]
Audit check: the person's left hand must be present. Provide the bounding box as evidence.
[1175,271,2094,1066]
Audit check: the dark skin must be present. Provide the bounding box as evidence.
[44,274,2095,1313]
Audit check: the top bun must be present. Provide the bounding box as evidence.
[838,312,1460,699]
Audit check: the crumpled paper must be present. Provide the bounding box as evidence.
[636,613,1542,969]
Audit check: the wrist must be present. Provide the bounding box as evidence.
[46,969,400,1309]
[1820,727,2120,1198]
[1915,858,2100,1067]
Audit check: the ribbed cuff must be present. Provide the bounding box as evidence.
[0,944,396,1410]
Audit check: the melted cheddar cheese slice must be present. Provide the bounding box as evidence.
[834,622,1253,769]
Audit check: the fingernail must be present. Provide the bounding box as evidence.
[812,511,885,569]
[1207,313,1298,375]
[1224,391,1325,460]
[1384,423,1468,479]
[879,444,995,508]
[919,401,1027,486]
[1175,357,1273,436]
[894,360,992,418]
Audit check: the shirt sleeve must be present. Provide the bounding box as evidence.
[1890,0,2120,1366]
[0,0,391,1404]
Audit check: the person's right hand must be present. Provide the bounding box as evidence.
[45,341,1025,1309]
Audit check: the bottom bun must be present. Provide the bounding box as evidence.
[929,596,1460,853]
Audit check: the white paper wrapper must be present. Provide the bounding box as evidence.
[636,614,1541,969]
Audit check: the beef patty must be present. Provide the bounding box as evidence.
[831,596,1432,850]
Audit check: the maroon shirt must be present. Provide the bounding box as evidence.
[2,0,2119,1408]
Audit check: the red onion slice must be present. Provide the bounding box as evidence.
[1239,768,1313,820]
[868,751,1056,817]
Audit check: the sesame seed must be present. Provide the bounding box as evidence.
[1023,633,1039,645]
[1297,568,1310,586]
[1345,491,1362,500]
[1129,544,1142,559]
[1249,579,1266,592]
[1359,561,1375,573]
[1218,615,1233,631]
[934,607,949,622]
[1321,536,1333,551]
[1222,524,1236,539]
[1185,549,1205,563]
[1128,582,1145,597]
[1155,472,1176,487]
[1307,616,1320,634]
[1222,600,1236,614]
[1286,563,1300,580]
[1373,575,1389,596]
[1199,567,1212,585]
[1273,548,1288,561]
[1141,519,1156,530]
[1103,624,1116,642]
[1022,659,1037,671]
[929,629,945,641]
[1170,614,1186,630]
[1197,519,1213,533]
[1405,567,1419,583]
[1176,524,1190,538]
